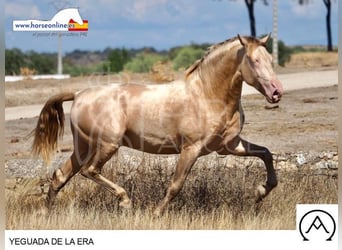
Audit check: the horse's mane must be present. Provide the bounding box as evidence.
[184,37,237,78]
[185,36,260,78]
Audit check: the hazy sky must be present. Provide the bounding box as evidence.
[5,0,338,52]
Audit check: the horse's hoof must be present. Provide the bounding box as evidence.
[119,199,132,209]
[255,184,266,203]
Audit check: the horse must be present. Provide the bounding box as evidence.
[32,34,283,216]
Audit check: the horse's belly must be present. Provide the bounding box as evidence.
[122,130,181,154]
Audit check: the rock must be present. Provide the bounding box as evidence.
[296,153,306,166]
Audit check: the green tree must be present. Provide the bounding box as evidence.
[26,51,56,74]
[124,52,165,73]
[107,48,130,73]
[172,46,205,70]
[265,38,292,66]
[5,48,25,75]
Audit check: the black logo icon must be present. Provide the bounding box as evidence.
[299,209,336,241]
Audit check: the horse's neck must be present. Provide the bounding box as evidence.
[188,46,244,106]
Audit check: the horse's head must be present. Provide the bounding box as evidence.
[238,34,283,103]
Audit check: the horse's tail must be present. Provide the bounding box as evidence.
[32,92,75,164]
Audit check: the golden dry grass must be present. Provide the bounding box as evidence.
[5,154,337,230]
[286,51,338,68]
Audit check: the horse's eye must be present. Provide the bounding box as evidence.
[254,58,260,64]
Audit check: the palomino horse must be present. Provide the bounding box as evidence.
[33,34,283,216]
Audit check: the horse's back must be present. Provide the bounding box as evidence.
[69,81,204,153]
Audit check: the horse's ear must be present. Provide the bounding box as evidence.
[260,33,271,46]
[237,34,248,47]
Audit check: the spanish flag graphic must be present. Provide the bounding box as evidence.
[68,19,88,31]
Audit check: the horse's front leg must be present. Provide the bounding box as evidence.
[154,143,202,217]
[221,136,278,202]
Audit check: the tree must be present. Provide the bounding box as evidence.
[26,51,56,74]
[107,48,130,73]
[265,37,293,66]
[299,0,334,51]
[5,48,25,75]
[323,0,333,51]
[5,49,56,75]
[226,0,269,37]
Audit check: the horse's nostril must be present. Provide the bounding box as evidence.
[273,89,280,97]
[271,89,281,103]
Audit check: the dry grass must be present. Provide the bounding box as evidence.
[5,153,337,230]
[286,51,338,68]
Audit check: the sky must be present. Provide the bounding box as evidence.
[5,0,339,53]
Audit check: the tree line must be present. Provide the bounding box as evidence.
[5,49,57,75]
[5,38,322,77]
[5,43,210,76]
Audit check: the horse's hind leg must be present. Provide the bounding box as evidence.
[46,152,82,210]
[224,136,278,202]
[80,144,132,209]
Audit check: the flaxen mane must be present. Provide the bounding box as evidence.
[184,36,264,78]
[185,37,238,78]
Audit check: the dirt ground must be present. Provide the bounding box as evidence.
[5,77,338,175]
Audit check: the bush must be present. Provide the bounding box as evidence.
[172,46,205,70]
[63,62,103,77]
[107,48,130,73]
[265,38,293,66]
[124,52,166,73]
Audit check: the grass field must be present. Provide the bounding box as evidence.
[6,153,337,230]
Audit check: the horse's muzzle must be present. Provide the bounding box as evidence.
[269,78,283,103]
